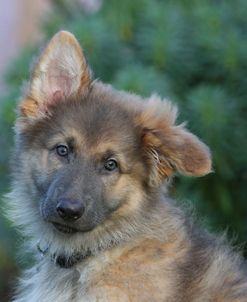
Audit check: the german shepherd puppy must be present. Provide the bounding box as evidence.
[7,31,247,301]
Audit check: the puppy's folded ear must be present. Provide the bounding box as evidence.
[136,96,212,187]
[20,31,91,117]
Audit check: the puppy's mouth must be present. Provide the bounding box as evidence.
[52,222,78,234]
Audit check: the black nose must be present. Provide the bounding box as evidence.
[56,198,85,221]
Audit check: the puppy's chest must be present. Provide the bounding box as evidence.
[35,240,183,302]
[72,241,181,302]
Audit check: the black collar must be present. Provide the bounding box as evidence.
[54,251,92,268]
[37,243,92,269]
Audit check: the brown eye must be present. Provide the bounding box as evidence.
[104,159,118,171]
[56,145,69,157]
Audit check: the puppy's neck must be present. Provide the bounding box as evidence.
[54,252,92,268]
[37,242,93,268]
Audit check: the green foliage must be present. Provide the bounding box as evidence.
[1,0,247,297]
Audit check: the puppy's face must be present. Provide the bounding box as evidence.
[19,95,148,235]
[11,32,211,250]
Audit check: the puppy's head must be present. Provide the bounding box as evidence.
[8,31,211,258]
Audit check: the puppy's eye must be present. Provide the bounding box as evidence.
[56,145,69,157]
[104,159,118,171]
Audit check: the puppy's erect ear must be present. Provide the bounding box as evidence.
[136,96,212,187]
[20,31,91,117]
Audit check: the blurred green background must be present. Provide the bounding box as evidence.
[1,0,247,300]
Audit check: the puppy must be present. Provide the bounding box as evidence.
[7,31,247,301]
